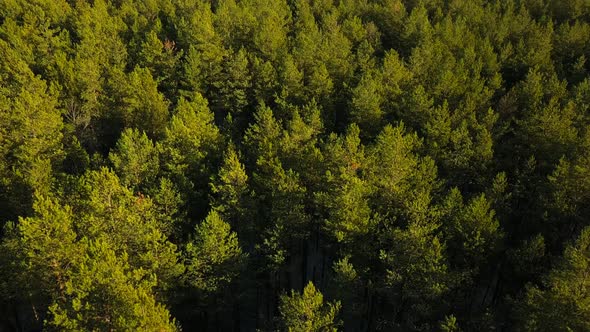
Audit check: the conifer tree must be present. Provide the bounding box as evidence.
[160,93,222,218]
[184,210,244,295]
[517,226,590,331]
[47,240,177,331]
[210,144,250,235]
[317,124,372,244]
[75,169,183,290]
[121,67,170,139]
[279,281,341,332]
[109,128,160,191]
[350,72,384,137]
[0,40,63,222]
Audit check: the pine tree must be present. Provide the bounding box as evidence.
[152,177,184,239]
[210,144,250,235]
[350,71,384,137]
[176,0,226,97]
[316,125,372,243]
[279,281,341,332]
[184,210,244,295]
[160,93,222,218]
[0,195,80,318]
[136,29,183,101]
[211,48,252,118]
[329,257,364,328]
[76,168,183,290]
[1,194,177,331]
[517,226,590,331]
[381,222,452,327]
[244,105,311,271]
[546,131,590,243]
[161,93,221,176]
[121,67,170,139]
[47,239,177,331]
[109,128,160,191]
[442,188,502,272]
[0,39,64,222]
[365,123,437,225]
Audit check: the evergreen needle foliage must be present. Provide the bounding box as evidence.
[1,0,590,330]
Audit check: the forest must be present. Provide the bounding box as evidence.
[1,0,590,330]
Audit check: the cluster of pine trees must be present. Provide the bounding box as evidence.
[1,0,590,330]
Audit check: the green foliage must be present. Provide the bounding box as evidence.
[161,93,221,172]
[2,0,590,330]
[0,40,64,221]
[1,195,80,304]
[211,48,252,117]
[381,222,451,322]
[442,189,502,271]
[152,177,184,238]
[1,194,177,331]
[366,123,437,224]
[75,169,183,290]
[160,92,221,215]
[317,125,372,243]
[507,234,547,282]
[350,72,384,136]
[184,210,244,295]
[440,315,461,332]
[246,106,311,253]
[109,128,160,190]
[546,132,590,240]
[121,67,170,138]
[244,105,282,163]
[136,29,182,100]
[279,282,341,332]
[47,240,177,331]
[210,144,250,233]
[279,105,324,187]
[329,256,364,325]
[517,226,590,331]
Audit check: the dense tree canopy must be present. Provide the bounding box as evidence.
[1,0,590,330]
